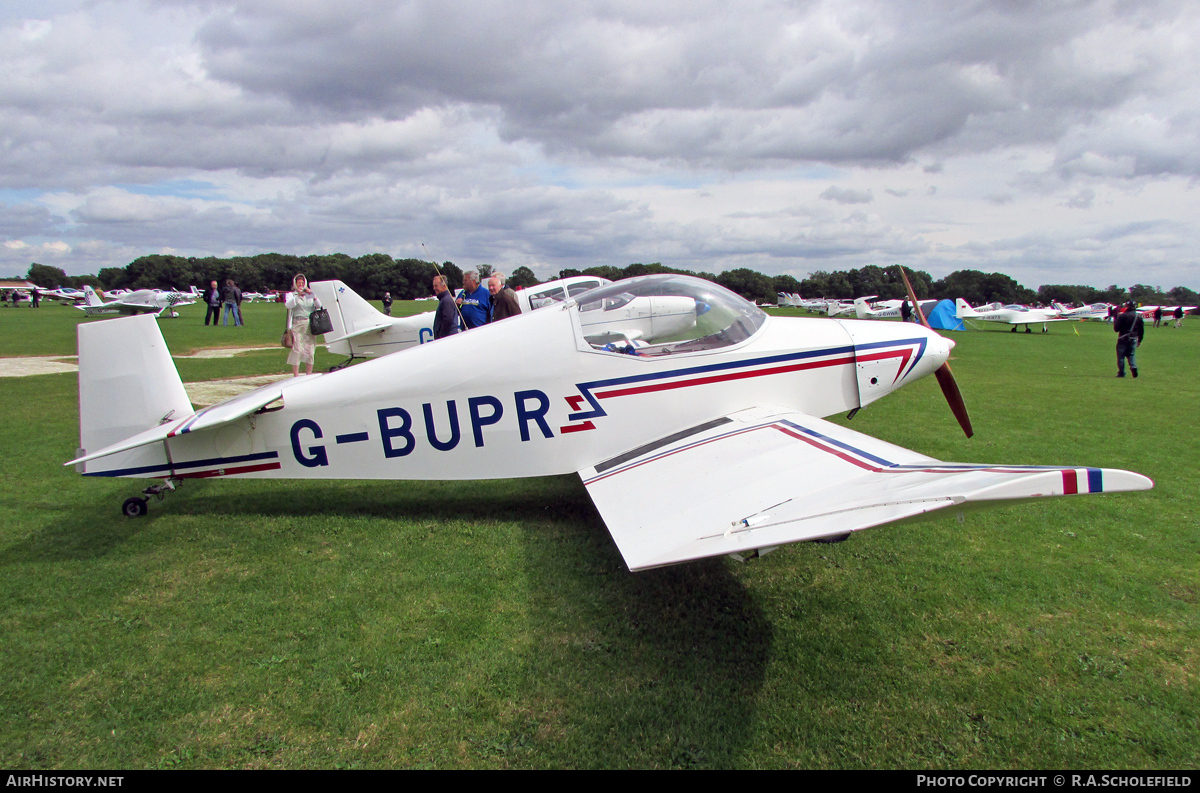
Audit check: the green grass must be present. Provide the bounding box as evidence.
[0,309,1196,768]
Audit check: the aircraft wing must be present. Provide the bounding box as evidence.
[66,382,285,466]
[579,406,1151,571]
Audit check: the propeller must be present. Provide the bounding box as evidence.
[898,266,974,438]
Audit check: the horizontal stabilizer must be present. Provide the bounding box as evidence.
[580,407,1152,571]
[67,382,283,467]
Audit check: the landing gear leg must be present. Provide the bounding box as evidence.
[121,478,181,518]
[1025,325,1032,333]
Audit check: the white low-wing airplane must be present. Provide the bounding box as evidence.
[76,285,197,317]
[67,274,1150,571]
[1051,302,1111,321]
[853,297,939,320]
[955,299,1074,332]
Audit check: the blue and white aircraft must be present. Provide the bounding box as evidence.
[67,274,1151,571]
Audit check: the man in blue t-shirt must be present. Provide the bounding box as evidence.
[455,270,491,329]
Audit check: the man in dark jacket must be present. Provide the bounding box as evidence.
[488,272,521,321]
[432,276,460,339]
[204,280,221,325]
[1114,302,1144,378]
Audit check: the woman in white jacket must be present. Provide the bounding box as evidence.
[285,274,322,377]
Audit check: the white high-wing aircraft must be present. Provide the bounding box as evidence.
[67,274,1151,572]
[76,285,197,317]
[955,299,1074,333]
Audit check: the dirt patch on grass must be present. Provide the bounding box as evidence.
[173,346,276,359]
[0,356,79,376]
[185,374,292,407]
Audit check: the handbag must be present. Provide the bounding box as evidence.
[281,308,294,348]
[308,307,333,336]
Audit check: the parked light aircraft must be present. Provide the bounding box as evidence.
[1136,304,1197,320]
[36,286,87,304]
[76,285,197,317]
[1051,302,1111,321]
[853,297,938,320]
[67,273,1150,572]
[955,298,1075,332]
[314,276,704,364]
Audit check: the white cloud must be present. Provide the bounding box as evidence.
[0,0,1195,288]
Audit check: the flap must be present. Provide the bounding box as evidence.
[579,407,1152,571]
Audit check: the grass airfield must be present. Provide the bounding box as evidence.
[0,300,1196,769]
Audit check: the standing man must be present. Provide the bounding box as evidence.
[1153,306,1163,328]
[222,279,238,326]
[1114,301,1144,378]
[204,280,221,325]
[30,288,39,308]
[455,270,491,329]
[232,280,244,326]
[382,291,393,316]
[432,276,460,339]
[488,272,520,321]
[1174,306,1184,328]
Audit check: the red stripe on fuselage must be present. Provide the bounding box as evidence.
[168,462,282,480]
[1062,469,1078,495]
[592,347,916,402]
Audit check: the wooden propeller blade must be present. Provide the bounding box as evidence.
[935,363,974,438]
[897,265,974,438]
[898,265,932,330]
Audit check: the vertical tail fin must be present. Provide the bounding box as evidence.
[955,298,977,319]
[77,314,192,474]
[82,285,103,307]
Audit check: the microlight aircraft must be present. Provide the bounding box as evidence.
[68,274,1150,571]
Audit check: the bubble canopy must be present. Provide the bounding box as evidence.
[573,274,768,355]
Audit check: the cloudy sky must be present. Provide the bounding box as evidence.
[2,0,1198,288]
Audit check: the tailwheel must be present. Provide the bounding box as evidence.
[122,497,149,518]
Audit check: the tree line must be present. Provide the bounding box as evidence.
[14,255,1199,307]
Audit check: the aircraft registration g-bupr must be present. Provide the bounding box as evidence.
[68,274,1152,572]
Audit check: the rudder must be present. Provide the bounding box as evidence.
[77,314,192,474]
